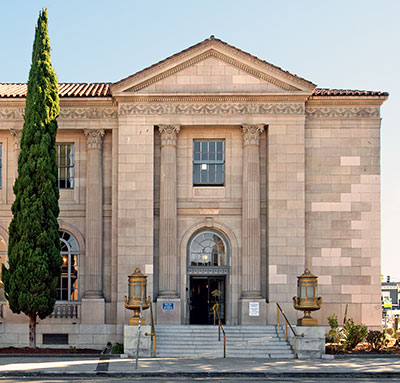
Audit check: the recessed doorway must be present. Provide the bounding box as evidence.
[189,276,225,325]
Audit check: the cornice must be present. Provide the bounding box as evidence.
[307,98,386,107]
[114,93,311,103]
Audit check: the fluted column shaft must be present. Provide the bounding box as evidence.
[241,124,264,298]
[158,125,180,297]
[84,129,105,298]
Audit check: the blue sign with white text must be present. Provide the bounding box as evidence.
[162,302,174,310]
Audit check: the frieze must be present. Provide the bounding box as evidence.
[306,107,380,118]
[119,103,304,116]
[0,108,24,119]
[60,108,117,119]
[0,107,117,120]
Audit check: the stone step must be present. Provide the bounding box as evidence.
[154,325,294,358]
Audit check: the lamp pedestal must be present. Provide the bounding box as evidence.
[123,325,152,357]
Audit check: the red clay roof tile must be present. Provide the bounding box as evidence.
[0,83,112,98]
[0,83,388,98]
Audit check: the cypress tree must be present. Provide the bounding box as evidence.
[1,9,61,348]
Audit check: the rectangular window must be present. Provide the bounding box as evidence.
[57,144,74,189]
[193,140,225,186]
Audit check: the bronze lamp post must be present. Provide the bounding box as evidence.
[124,268,150,325]
[293,268,322,326]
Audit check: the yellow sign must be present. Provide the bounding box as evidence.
[383,296,392,308]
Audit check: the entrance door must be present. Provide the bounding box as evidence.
[189,276,225,324]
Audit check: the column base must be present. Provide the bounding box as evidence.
[81,298,105,324]
[156,297,181,324]
[124,325,152,357]
[240,298,266,325]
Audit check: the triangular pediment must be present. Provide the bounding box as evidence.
[111,37,315,96]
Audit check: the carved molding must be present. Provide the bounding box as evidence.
[10,128,22,151]
[0,107,117,120]
[242,124,265,146]
[0,108,24,119]
[159,125,181,146]
[84,129,105,150]
[306,107,380,118]
[120,103,304,116]
[60,108,117,119]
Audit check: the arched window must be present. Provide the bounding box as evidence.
[58,231,79,301]
[189,230,227,267]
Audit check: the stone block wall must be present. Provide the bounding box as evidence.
[305,105,381,327]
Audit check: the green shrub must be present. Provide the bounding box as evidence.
[366,330,388,352]
[394,330,400,339]
[112,343,124,354]
[342,318,368,350]
[326,314,343,353]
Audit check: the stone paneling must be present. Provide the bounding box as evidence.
[305,115,381,326]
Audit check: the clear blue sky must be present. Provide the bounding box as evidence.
[1,0,399,279]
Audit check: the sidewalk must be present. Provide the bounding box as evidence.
[1,355,400,378]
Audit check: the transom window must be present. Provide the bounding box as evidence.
[189,230,227,267]
[57,144,74,189]
[193,140,225,186]
[57,231,79,301]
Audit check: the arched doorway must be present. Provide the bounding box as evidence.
[187,229,229,324]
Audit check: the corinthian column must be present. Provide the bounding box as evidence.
[83,129,105,298]
[241,124,264,298]
[158,125,180,298]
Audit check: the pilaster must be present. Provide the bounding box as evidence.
[83,128,105,299]
[157,125,181,323]
[240,124,266,324]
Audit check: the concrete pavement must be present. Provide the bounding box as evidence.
[0,355,400,378]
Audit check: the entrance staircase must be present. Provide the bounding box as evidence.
[155,325,294,358]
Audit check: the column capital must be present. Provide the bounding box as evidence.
[84,129,105,150]
[10,128,22,151]
[159,125,180,147]
[241,124,265,146]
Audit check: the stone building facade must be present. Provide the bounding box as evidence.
[0,37,387,347]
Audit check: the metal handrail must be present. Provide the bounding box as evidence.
[213,304,226,358]
[148,298,156,357]
[276,303,304,358]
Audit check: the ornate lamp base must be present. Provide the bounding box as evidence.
[129,316,146,326]
[297,316,318,326]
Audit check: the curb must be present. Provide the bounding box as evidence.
[2,371,400,378]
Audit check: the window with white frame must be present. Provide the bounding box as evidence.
[57,144,74,189]
[57,231,79,301]
[193,140,225,186]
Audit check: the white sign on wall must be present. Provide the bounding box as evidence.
[249,302,260,316]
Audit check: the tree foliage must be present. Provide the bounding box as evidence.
[1,9,61,345]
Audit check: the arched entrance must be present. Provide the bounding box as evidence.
[187,229,229,325]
